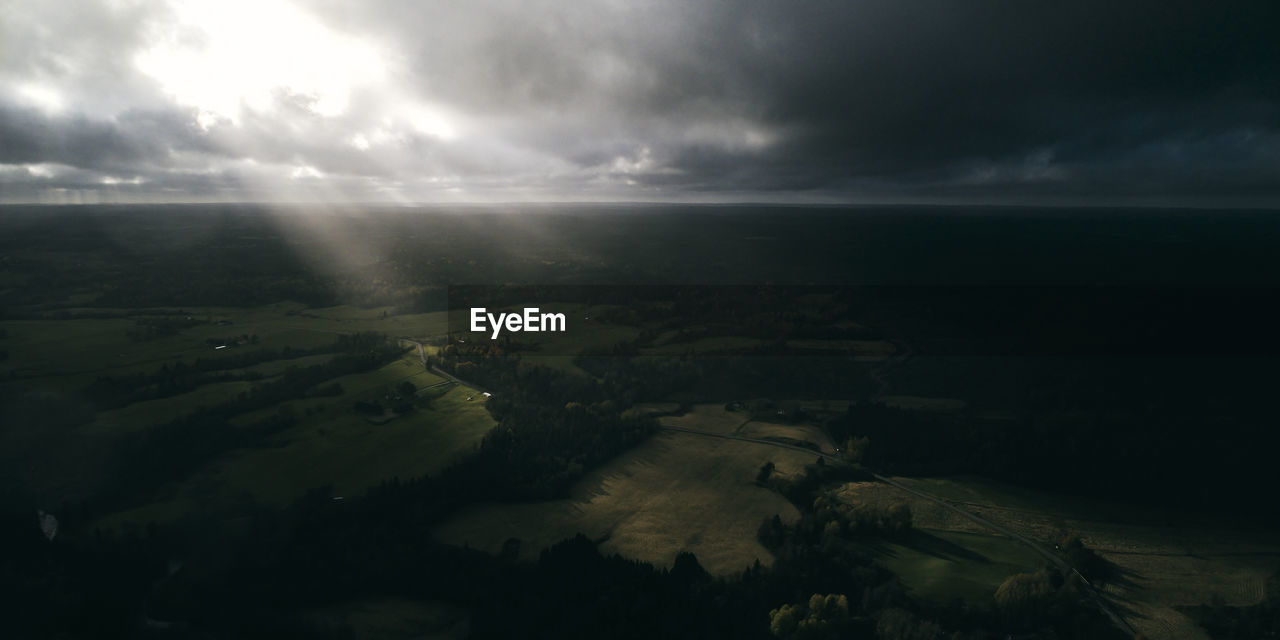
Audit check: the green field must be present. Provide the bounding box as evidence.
[0,303,450,392]
[211,384,493,503]
[89,379,259,433]
[433,409,829,577]
[0,301,494,531]
[240,352,335,376]
[837,476,1280,639]
[229,354,445,427]
[101,384,494,528]
[857,529,1044,603]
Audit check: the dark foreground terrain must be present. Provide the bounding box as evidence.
[2,204,1278,639]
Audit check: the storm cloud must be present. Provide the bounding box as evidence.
[1,0,1277,204]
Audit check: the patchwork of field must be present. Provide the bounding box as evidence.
[433,425,821,577]
[1,302,499,531]
[78,351,449,437]
[835,476,1280,640]
[0,303,449,390]
[11,296,1271,640]
[101,383,494,529]
[228,355,446,427]
[89,380,258,433]
[241,353,336,376]
[208,385,491,501]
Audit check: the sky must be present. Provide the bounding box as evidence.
[1,0,1277,205]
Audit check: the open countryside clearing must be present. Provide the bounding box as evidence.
[433,418,824,577]
[836,476,1280,640]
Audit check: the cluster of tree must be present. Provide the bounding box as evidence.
[754,505,1121,640]
[760,458,872,509]
[815,494,914,537]
[874,608,946,640]
[82,342,345,410]
[757,492,912,554]
[1056,536,1114,585]
[756,508,1122,640]
[351,381,420,416]
[988,568,1122,636]
[472,403,653,499]
[332,331,392,353]
[1183,571,1280,640]
[91,343,403,513]
[768,593,855,639]
[751,455,1125,640]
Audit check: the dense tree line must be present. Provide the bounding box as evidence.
[83,333,386,411]
[755,490,1120,639]
[90,339,403,513]
[750,457,1123,640]
[434,348,656,500]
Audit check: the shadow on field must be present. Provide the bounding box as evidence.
[864,530,993,564]
[902,530,992,563]
[1108,561,1144,592]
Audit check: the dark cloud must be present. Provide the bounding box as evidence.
[634,0,1280,195]
[0,105,215,170]
[1,0,1277,203]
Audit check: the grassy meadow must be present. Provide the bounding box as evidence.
[833,476,1280,639]
[433,422,824,577]
[0,301,497,534]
